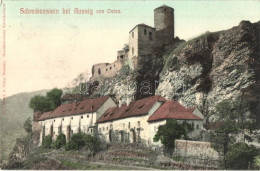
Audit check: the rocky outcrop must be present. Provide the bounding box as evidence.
[156,21,260,123]
[86,21,259,124]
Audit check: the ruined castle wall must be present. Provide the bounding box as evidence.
[91,60,124,80]
[138,26,156,56]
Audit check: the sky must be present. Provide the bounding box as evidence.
[0,0,259,98]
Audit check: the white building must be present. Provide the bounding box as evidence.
[36,96,116,144]
[35,95,203,147]
[97,96,203,147]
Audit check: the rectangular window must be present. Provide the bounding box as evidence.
[144,29,147,35]
[138,121,140,127]
[197,125,199,129]
[128,122,131,129]
[87,115,89,118]
[149,32,153,40]
[132,47,134,55]
[132,32,134,38]
[71,117,73,120]
[81,116,83,119]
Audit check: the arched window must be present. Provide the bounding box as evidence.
[98,68,101,75]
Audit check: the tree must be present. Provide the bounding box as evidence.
[225,142,259,169]
[42,135,52,148]
[65,132,86,150]
[153,120,193,154]
[46,88,63,108]
[210,98,257,169]
[23,117,32,135]
[29,88,63,112]
[53,133,66,149]
[29,95,55,112]
[254,155,260,169]
[84,134,101,157]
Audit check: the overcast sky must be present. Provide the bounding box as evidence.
[0,0,259,97]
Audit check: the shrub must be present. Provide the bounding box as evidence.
[65,132,86,150]
[53,133,66,149]
[225,142,259,169]
[65,132,102,155]
[42,135,52,148]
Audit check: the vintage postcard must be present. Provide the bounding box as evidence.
[0,0,259,170]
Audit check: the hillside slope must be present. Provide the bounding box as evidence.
[0,89,49,162]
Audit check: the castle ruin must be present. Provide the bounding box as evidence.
[91,5,175,81]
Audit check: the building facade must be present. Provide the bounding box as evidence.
[97,96,203,147]
[34,95,203,147]
[35,96,117,144]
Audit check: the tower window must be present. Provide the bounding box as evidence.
[98,68,101,75]
[149,32,153,40]
[132,32,134,38]
[144,29,147,35]
[132,47,134,55]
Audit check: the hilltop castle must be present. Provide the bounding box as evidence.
[91,5,175,80]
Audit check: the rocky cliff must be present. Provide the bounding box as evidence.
[156,21,260,123]
[87,21,259,124]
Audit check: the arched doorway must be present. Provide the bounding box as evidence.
[50,125,53,138]
[130,129,136,143]
[119,131,124,143]
[109,129,113,143]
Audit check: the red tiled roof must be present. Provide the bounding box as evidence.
[37,96,110,121]
[148,100,202,122]
[97,96,166,123]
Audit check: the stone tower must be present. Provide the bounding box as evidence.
[154,5,174,46]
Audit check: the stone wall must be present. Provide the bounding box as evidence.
[174,140,219,160]
[91,59,124,80]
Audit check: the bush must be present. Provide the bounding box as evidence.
[225,142,259,169]
[53,133,66,149]
[42,135,52,148]
[65,132,86,150]
[65,132,101,155]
